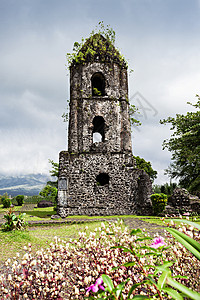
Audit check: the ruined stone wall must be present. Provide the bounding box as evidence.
[68,62,131,154]
[58,151,152,217]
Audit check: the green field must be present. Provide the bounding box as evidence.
[0,204,199,263]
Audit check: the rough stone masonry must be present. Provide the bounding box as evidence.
[57,34,152,217]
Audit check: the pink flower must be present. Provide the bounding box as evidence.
[86,277,105,293]
[150,236,166,249]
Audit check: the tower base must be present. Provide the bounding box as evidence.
[57,151,153,217]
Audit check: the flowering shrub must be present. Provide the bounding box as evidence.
[0,220,199,299]
[87,222,200,300]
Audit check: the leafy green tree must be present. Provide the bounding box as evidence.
[134,155,157,182]
[39,185,57,203]
[49,159,59,178]
[16,195,24,206]
[153,182,178,195]
[160,95,200,193]
[47,159,59,188]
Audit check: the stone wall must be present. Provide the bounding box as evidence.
[58,151,152,217]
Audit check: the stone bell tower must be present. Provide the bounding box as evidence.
[57,34,152,217]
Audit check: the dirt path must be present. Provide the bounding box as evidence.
[123,218,166,236]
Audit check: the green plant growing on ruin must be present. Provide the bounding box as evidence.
[66,21,127,69]
[93,87,102,96]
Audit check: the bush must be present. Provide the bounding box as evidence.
[1,197,11,208]
[150,193,168,215]
[15,195,24,206]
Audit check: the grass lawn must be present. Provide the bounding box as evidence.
[0,204,199,264]
[0,221,108,263]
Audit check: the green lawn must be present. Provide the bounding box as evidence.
[0,221,108,263]
[0,204,199,263]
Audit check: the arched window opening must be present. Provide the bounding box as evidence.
[92,116,105,143]
[92,72,105,96]
[96,173,109,186]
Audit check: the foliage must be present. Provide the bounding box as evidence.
[39,185,57,202]
[160,95,200,193]
[66,21,128,69]
[0,220,200,299]
[129,103,142,128]
[166,219,200,261]
[16,195,24,206]
[1,194,11,208]
[48,159,59,179]
[150,193,168,215]
[153,182,178,195]
[39,185,58,211]
[134,155,157,182]
[93,87,102,96]
[48,159,58,188]
[2,208,27,232]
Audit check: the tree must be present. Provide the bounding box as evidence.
[49,159,59,178]
[153,182,178,195]
[134,155,157,182]
[47,159,59,188]
[160,95,200,193]
[39,185,57,202]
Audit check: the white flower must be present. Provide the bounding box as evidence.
[101,222,106,228]
[8,274,12,281]
[39,271,45,279]
[23,253,29,260]
[30,259,37,266]
[74,286,79,295]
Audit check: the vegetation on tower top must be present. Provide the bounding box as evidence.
[66,22,128,69]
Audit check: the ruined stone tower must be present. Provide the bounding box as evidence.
[57,34,152,217]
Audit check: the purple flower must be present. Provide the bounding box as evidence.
[86,277,105,293]
[150,236,166,249]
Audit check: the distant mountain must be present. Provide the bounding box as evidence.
[0,174,51,197]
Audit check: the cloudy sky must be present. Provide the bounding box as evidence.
[0,0,200,184]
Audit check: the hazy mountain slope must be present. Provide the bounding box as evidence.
[0,174,50,197]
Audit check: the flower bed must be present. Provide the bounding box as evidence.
[0,220,199,299]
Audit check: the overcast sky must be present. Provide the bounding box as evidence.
[0,0,200,184]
